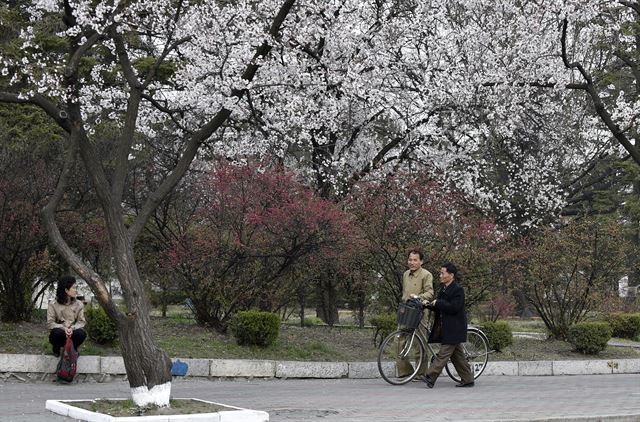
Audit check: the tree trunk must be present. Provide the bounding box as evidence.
[119,314,173,407]
[0,269,32,322]
[297,284,306,327]
[316,275,339,326]
[161,289,168,318]
[357,293,365,328]
[112,240,173,407]
[514,289,535,319]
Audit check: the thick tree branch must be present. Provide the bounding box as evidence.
[111,32,143,204]
[615,50,640,84]
[337,108,385,156]
[480,80,588,90]
[63,0,129,78]
[561,19,640,165]
[41,132,123,322]
[65,32,102,78]
[113,34,142,89]
[345,106,447,187]
[0,92,71,133]
[128,0,297,241]
[620,0,640,15]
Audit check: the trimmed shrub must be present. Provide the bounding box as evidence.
[567,322,612,355]
[230,310,281,347]
[370,313,396,343]
[302,316,324,327]
[481,320,513,352]
[85,306,118,344]
[606,313,640,340]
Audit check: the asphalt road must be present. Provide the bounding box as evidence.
[0,374,639,421]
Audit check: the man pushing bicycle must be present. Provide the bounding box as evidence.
[397,248,434,379]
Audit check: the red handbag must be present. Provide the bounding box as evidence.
[56,334,78,382]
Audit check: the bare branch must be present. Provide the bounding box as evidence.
[142,36,192,89]
[141,93,193,134]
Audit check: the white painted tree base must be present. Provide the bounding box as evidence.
[131,383,172,407]
[45,398,269,421]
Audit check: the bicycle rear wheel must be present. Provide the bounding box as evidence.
[377,329,425,385]
[444,327,489,383]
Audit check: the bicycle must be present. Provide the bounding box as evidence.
[377,302,490,385]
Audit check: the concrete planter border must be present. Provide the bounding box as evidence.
[45,398,269,422]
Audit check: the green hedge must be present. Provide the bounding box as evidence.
[370,314,396,338]
[85,306,118,344]
[302,316,324,327]
[230,310,281,347]
[481,320,513,352]
[567,322,612,355]
[606,313,640,340]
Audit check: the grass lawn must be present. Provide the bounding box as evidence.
[1,309,638,362]
[502,318,549,333]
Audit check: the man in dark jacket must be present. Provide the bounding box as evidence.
[423,262,474,388]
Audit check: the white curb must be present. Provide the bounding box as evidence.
[45,398,269,422]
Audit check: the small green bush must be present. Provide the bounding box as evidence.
[606,313,640,340]
[481,320,513,352]
[370,313,396,339]
[567,322,612,355]
[230,310,281,347]
[85,306,119,344]
[302,316,324,327]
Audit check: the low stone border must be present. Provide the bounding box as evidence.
[1,354,638,381]
[46,398,269,422]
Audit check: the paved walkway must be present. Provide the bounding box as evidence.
[1,374,639,421]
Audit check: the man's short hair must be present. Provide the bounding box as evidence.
[407,248,424,261]
[441,262,458,280]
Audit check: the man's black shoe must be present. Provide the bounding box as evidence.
[423,375,435,388]
[455,382,475,388]
[52,347,60,358]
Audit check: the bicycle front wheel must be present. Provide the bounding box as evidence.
[377,329,425,385]
[445,327,489,383]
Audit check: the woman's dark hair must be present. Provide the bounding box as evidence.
[56,276,76,304]
[441,262,459,281]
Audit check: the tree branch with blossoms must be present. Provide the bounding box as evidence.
[561,18,640,165]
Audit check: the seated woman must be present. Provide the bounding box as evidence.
[47,276,87,357]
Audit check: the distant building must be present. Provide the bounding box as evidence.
[618,276,638,298]
[35,277,122,308]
